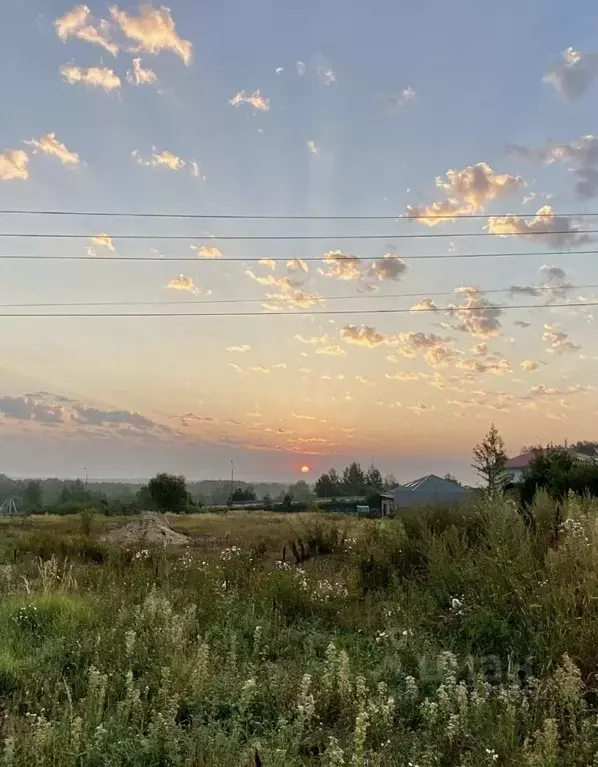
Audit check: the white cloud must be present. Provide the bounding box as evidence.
[0,150,29,181]
[447,287,502,339]
[259,258,277,270]
[521,360,539,372]
[60,65,121,91]
[321,250,362,281]
[54,5,118,56]
[456,358,511,376]
[229,90,270,111]
[340,325,388,347]
[134,147,185,170]
[542,323,581,354]
[307,140,319,154]
[109,4,192,64]
[249,365,270,374]
[488,206,590,249]
[292,412,315,420]
[246,269,323,311]
[287,258,309,273]
[87,234,115,257]
[394,332,455,367]
[226,345,251,353]
[127,57,157,86]
[296,61,306,76]
[388,86,416,108]
[275,67,284,74]
[167,275,199,294]
[193,245,223,259]
[24,133,79,166]
[543,47,598,99]
[316,65,336,85]
[406,162,523,226]
[411,297,438,312]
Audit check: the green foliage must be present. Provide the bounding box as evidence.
[3,498,598,763]
[520,448,598,506]
[231,486,257,503]
[472,422,508,497]
[143,473,190,514]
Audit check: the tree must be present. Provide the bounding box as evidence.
[570,440,598,457]
[520,448,598,506]
[58,479,90,505]
[365,465,384,493]
[342,462,367,496]
[472,424,507,497]
[231,486,257,503]
[383,473,398,490]
[443,473,460,485]
[145,473,190,513]
[23,480,42,511]
[287,480,312,502]
[315,469,341,498]
[282,493,293,511]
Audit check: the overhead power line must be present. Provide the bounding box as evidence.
[0,300,594,318]
[3,247,598,262]
[1,208,598,221]
[2,284,598,310]
[0,230,595,241]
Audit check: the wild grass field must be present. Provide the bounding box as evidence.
[1,497,598,765]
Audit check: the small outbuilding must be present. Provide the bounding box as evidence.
[381,474,470,515]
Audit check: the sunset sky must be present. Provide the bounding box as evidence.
[1,0,598,483]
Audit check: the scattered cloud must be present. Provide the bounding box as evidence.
[408,403,433,414]
[60,65,121,91]
[543,323,581,354]
[249,365,270,374]
[406,162,523,226]
[287,258,309,273]
[307,140,319,154]
[246,269,323,311]
[73,404,154,429]
[521,360,539,372]
[259,258,277,270]
[226,345,251,353]
[529,384,591,398]
[543,47,598,99]
[127,57,157,86]
[54,5,118,56]
[229,90,270,111]
[340,325,388,347]
[133,147,185,170]
[0,395,65,424]
[296,61,306,76]
[292,412,316,420]
[447,287,502,338]
[388,86,416,108]
[228,363,246,374]
[514,320,531,328]
[411,298,438,312]
[456,358,511,376]
[193,245,223,259]
[316,65,336,85]
[275,67,284,74]
[321,250,361,281]
[167,275,199,294]
[488,206,590,248]
[366,254,408,283]
[508,135,598,199]
[316,345,346,356]
[0,150,29,181]
[510,264,573,303]
[394,332,455,367]
[87,234,115,257]
[24,133,79,166]
[109,4,192,64]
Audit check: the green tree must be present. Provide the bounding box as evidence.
[342,462,367,496]
[472,424,507,497]
[365,464,384,493]
[287,480,312,502]
[58,479,90,505]
[23,480,43,511]
[443,473,460,485]
[315,469,341,498]
[145,473,190,513]
[383,473,398,490]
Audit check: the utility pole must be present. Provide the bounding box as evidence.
[230,460,234,504]
[84,467,88,488]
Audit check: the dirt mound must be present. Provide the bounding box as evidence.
[101,512,190,547]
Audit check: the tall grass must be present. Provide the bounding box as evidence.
[1,497,598,764]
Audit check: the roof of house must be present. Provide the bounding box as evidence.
[505,453,535,469]
[401,474,464,493]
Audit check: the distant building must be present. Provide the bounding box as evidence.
[380,474,471,516]
[505,449,598,485]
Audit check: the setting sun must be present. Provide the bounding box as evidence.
[300,465,311,474]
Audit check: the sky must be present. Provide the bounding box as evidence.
[1,0,598,484]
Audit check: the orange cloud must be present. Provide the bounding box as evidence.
[109,4,192,64]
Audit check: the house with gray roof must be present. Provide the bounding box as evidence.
[380,474,471,516]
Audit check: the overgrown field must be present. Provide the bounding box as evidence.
[2,497,598,765]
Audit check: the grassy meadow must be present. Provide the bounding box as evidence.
[1,498,598,765]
